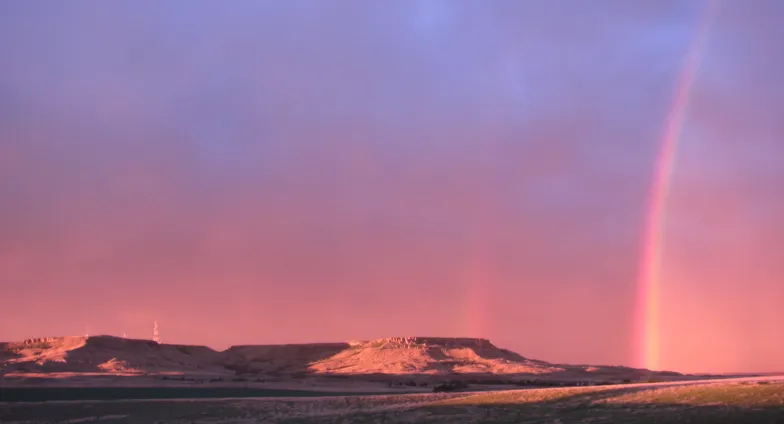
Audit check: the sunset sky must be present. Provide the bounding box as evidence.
[1,0,782,374]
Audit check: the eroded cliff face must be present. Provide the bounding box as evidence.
[354,337,495,348]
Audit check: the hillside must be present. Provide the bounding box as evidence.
[1,335,674,382]
[222,337,567,376]
[1,336,224,374]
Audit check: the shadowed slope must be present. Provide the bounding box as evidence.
[223,343,351,375]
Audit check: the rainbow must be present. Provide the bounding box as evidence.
[635,0,719,371]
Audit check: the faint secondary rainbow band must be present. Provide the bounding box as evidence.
[635,0,719,371]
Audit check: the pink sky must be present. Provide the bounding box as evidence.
[1,0,783,374]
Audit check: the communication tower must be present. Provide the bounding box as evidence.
[153,321,161,344]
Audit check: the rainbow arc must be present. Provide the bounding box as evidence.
[635,0,719,371]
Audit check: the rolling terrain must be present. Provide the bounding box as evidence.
[3,336,778,423]
[2,335,673,386]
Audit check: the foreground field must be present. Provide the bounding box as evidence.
[0,387,406,402]
[3,379,783,423]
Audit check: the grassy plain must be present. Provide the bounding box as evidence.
[2,381,783,423]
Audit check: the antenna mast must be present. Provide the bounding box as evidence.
[152,321,161,344]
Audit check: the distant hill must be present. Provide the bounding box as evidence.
[1,336,224,374]
[225,337,567,376]
[1,335,678,382]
